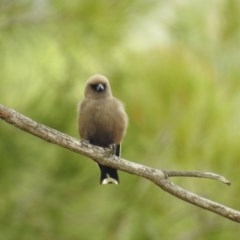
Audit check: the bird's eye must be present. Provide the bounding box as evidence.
[91,83,105,92]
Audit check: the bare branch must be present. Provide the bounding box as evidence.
[0,104,240,223]
[166,170,231,185]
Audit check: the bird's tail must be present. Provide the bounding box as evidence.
[100,166,119,184]
[99,144,120,185]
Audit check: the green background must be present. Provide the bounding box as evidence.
[1,1,240,239]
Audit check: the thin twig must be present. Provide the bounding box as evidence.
[165,170,231,185]
[0,103,240,223]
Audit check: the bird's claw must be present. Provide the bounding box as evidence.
[108,144,117,155]
[81,139,90,147]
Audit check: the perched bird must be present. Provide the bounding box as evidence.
[78,74,128,184]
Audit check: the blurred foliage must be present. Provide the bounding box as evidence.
[1,0,240,239]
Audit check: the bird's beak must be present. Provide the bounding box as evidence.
[96,84,105,92]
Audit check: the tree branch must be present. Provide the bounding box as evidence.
[0,104,240,223]
[166,170,231,185]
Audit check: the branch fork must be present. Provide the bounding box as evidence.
[0,104,239,223]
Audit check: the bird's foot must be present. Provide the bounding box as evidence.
[108,143,117,155]
[80,139,90,147]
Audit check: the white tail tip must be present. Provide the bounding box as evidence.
[101,177,119,185]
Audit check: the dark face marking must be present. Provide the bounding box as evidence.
[91,83,106,93]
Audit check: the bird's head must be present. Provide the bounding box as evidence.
[84,74,112,99]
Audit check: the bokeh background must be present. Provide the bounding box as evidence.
[1,0,240,239]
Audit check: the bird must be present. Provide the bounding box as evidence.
[77,74,128,184]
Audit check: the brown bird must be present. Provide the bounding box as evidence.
[78,74,128,184]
